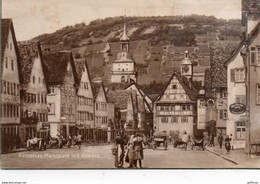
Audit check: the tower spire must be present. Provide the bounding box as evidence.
[120,15,129,41]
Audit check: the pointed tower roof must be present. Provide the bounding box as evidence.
[120,22,129,41]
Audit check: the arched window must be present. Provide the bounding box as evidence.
[121,76,125,83]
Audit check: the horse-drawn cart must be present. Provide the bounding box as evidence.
[26,137,47,151]
[152,132,168,150]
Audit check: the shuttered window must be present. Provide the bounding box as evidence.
[230,69,235,82]
[251,47,256,64]
[258,48,260,66]
[219,110,223,119]
[257,84,260,104]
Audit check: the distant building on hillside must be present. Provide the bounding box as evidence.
[111,22,137,83]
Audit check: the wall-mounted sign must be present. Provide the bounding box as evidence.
[229,103,246,114]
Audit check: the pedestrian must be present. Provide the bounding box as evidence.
[182,131,188,151]
[203,131,208,148]
[218,133,224,149]
[126,134,135,168]
[76,133,82,149]
[133,133,144,168]
[115,133,125,168]
[225,135,231,153]
[230,134,234,150]
[209,134,215,147]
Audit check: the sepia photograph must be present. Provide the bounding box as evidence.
[1,0,260,172]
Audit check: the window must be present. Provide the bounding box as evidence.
[235,69,245,82]
[172,85,177,89]
[258,48,260,66]
[7,82,10,94]
[171,117,178,123]
[3,104,6,117]
[251,47,256,64]
[161,117,168,123]
[165,105,169,111]
[257,84,260,104]
[38,77,41,84]
[182,105,186,111]
[181,117,188,123]
[50,86,55,94]
[3,81,6,94]
[223,92,227,98]
[170,105,175,111]
[14,83,16,96]
[10,83,13,95]
[5,57,8,68]
[11,60,14,71]
[236,121,246,139]
[200,100,205,107]
[10,43,12,50]
[33,76,35,84]
[219,109,228,119]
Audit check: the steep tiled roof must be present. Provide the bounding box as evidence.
[92,82,102,98]
[107,90,130,109]
[156,72,198,102]
[42,51,78,84]
[18,41,47,86]
[92,82,108,102]
[1,19,23,82]
[74,58,86,83]
[204,68,214,98]
[210,41,239,88]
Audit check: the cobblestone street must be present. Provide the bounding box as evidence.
[1,144,248,169]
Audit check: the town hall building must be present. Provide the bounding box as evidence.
[153,51,198,136]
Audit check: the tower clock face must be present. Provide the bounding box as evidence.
[183,65,190,73]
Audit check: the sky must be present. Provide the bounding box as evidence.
[2,0,242,41]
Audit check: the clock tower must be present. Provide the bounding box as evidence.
[110,21,136,83]
[181,50,193,81]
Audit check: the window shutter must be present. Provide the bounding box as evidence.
[220,110,223,119]
[230,69,235,82]
[251,51,255,64]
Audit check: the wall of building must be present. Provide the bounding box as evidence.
[197,99,206,129]
[227,53,246,149]
[112,62,134,72]
[77,65,94,128]
[47,86,61,123]
[1,28,20,125]
[111,74,136,83]
[248,33,260,148]
[95,88,108,129]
